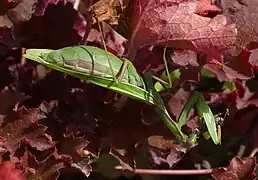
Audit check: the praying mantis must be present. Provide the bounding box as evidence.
[23,45,189,142]
[23,45,220,145]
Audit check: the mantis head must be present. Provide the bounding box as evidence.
[23,49,55,63]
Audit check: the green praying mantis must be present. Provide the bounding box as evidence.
[23,45,220,145]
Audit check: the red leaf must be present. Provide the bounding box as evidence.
[54,133,91,177]
[203,49,254,82]
[13,1,87,49]
[221,0,258,51]
[134,46,165,72]
[178,66,201,84]
[167,88,192,120]
[0,161,24,180]
[131,0,237,60]
[212,157,256,180]
[233,81,258,110]
[146,135,194,167]
[34,0,76,16]
[0,87,28,114]
[0,107,54,154]
[195,0,221,15]
[21,124,54,151]
[170,50,199,66]
[0,24,17,47]
[0,0,20,14]
[249,49,258,69]
[55,133,89,162]
[225,107,258,136]
[21,151,65,180]
[86,22,127,57]
[5,0,36,24]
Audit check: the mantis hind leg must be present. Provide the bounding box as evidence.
[102,59,129,111]
[117,58,129,81]
[111,58,129,111]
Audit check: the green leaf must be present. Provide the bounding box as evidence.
[195,93,219,145]
[202,130,211,140]
[200,69,216,78]
[154,69,181,92]
[154,81,165,92]
[223,81,236,91]
[170,69,181,81]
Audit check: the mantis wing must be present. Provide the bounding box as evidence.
[24,45,156,105]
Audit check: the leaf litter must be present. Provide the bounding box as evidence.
[0,0,258,179]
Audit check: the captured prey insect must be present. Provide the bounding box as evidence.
[23,45,189,142]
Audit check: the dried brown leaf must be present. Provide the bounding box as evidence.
[89,0,129,25]
[146,135,193,168]
[86,21,127,56]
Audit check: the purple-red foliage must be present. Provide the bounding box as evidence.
[0,0,258,179]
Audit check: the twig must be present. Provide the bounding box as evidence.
[133,168,213,175]
[21,48,26,66]
[93,168,214,176]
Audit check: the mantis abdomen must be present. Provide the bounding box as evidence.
[24,45,155,105]
[41,46,145,88]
